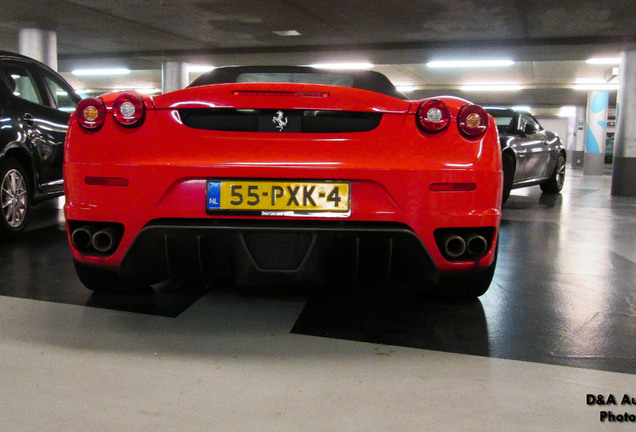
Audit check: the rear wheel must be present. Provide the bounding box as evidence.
[73,260,151,293]
[0,158,31,238]
[540,153,566,193]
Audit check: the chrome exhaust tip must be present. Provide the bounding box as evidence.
[71,225,96,250]
[466,234,489,257]
[92,227,120,253]
[442,234,467,259]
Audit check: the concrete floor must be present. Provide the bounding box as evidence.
[1,168,635,431]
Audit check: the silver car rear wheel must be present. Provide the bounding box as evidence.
[540,153,566,194]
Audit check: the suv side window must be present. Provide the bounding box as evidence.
[1,63,44,105]
[43,73,79,112]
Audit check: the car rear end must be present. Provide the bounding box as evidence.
[64,81,502,296]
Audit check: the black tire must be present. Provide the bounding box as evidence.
[73,259,151,293]
[501,153,515,204]
[0,157,31,238]
[429,241,498,302]
[540,153,566,193]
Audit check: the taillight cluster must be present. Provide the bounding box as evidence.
[75,93,146,130]
[76,98,106,130]
[112,93,145,126]
[417,99,451,132]
[416,99,488,137]
[456,104,488,137]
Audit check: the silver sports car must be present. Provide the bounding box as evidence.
[486,108,566,203]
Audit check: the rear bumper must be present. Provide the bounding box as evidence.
[64,164,501,279]
[117,220,440,288]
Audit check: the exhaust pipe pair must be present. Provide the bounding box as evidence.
[441,233,489,259]
[71,225,120,254]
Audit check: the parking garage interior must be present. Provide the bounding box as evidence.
[1,1,636,430]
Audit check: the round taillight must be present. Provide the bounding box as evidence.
[457,104,488,137]
[112,93,145,127]
[416,99,451,133]
[76,98,106,130]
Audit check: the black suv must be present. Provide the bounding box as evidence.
[0,51,81,237]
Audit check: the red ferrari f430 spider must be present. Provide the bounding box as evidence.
[64,66,502,300]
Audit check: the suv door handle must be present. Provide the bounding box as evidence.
[21,113,36,126]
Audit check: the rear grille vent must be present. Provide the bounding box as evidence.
[178,108,382,133]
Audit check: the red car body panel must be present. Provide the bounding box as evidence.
[64,78,502,294]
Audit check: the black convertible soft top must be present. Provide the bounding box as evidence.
[188,66,406,99]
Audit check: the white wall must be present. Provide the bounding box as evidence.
[537,118,568,142]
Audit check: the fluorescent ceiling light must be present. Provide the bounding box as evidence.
[572,83,619,91]
[133,88,162,94]
[112,88,161,94]
[72,68,131,76]
[427,60,514,68]
[309,62,374,70]
[460,83,523,92]
[272,30,302,36]
[585,57,621,65]
[187,65,215,73]
[511,105,531,111]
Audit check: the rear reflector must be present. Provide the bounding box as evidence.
[430,183,476,192]
[85,177,129,187]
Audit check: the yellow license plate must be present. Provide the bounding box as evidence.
[206,180,350,212]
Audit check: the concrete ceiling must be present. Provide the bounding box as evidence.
[1,0,635,112]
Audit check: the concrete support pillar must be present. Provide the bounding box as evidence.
[612,50,636,196]
[161,61,188,93]
[571,107,586,168]
[18,28,57,70]
[583,91,609,175]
